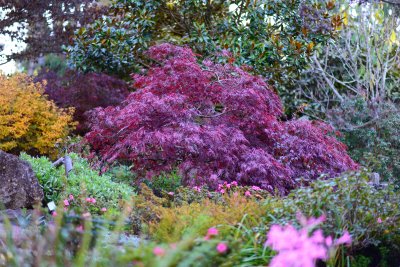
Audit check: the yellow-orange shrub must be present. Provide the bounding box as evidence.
[148,194,263,243]
[0,73,75,157]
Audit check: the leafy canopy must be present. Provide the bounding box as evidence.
[67,0,340,107]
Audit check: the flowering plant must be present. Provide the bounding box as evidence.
[265,214,351,267]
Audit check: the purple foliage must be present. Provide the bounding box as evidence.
[86,44,358,193]
[35,70,129,134]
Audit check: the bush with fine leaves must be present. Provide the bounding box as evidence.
[86,44,357,193]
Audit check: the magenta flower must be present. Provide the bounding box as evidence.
[216,242,228,254]
[231,181,238,186]
[82,212,91,218]
[335,231,351,245]
[168,192,174,196]
[52,211,57,217]
[101,207,107,212]
[69,194,74,200]
[91,198,96,204]
[207,227,219,236]
[377,217,383,223]
[220,189,225,194]
[265,216,352,267]
[85,197,91,203]
[63,199,70,206]
[76,225,84,233]
[153,246,165,256]
[245,191,251,197]
[251,186,261,191]
[193,186,201,192]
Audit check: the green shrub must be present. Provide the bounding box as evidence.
[21,153,135,213]
[231,171,400,266]
[106,164,137,186]
[327,98,400,187]
[144,171,182,196]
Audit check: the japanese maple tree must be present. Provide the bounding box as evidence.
[86,44,357,193]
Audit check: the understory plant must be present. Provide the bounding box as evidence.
[86,43,357,193]
[21,153,134,213]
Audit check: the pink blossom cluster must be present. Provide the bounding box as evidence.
[152,227,229,257]
[86,197,97,204]
[265,215,351,267]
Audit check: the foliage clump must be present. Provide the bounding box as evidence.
[86,44,357,193]
[21,153,134,213]
[67,0,339,101]
[0,73,74,156]
[35,70,129,134]
[327,98,400,186]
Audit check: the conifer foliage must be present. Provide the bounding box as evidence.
[86,44,358,193]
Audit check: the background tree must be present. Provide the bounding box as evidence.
[296,1,400,184]
[35,69,130,135]
[0,0,106,66]
[67,0,341,111]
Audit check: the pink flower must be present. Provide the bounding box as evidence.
[216,242,228,254]
[233,192,239,197]
[325,236,333,247]
[231,181,238,186]
[153,246,165,256]
[76,225,84,233]
[207,227,219,237]
[220,189,225,194]
[85,198,91,203]
[168,192,174,196]
[63,199,70,206]
[91,198,96,204]
[193,186,201,192]
[265,216,351,267]
[52,211,57,217]
[245,191,251,197]
[69,194,74,200]
[226,183,231,189]
[335,231,352,245]
[251,186,261,191]
[377,217,383,223]
[101,207,107,212]
[82,212,91,218]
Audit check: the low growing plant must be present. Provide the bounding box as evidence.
[21,153,134,213]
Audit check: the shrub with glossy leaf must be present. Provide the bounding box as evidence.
[67,0,339,105]
[327,98,400,187]
[35,69,129,134]
[86,44,357,193]
[21,153,134,213]
[0,73,74,157]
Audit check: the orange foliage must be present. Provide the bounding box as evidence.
[0,73,75,157]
